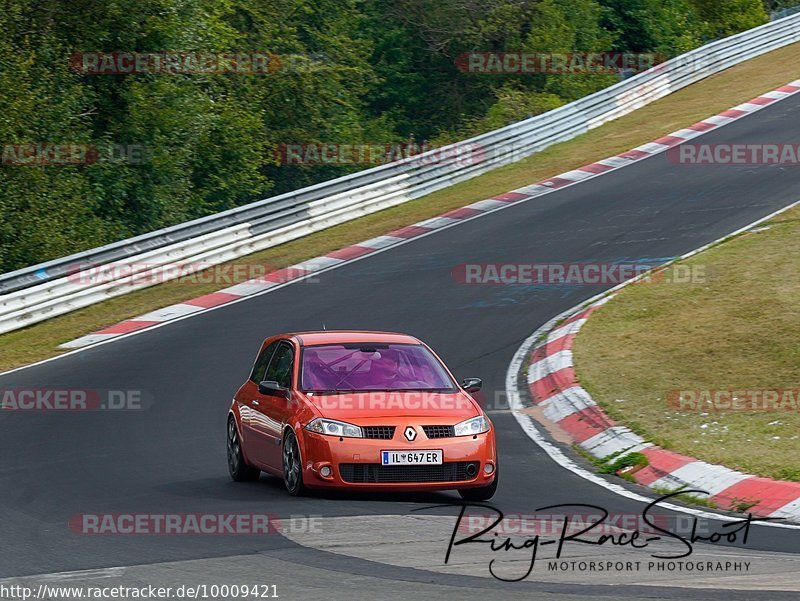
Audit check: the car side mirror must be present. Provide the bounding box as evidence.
[258,380,289,398]
[462,377,482,393]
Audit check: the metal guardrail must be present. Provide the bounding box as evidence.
[1,14,799,335]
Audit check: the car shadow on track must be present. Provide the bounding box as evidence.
[258,473,466,505]
[155,474,465,507]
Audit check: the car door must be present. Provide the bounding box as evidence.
[250,341,296,469]
[238,340,279,467]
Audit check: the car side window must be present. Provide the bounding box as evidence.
[250,341,279,384]
[265,343,294,389]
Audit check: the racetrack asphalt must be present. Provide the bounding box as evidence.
[1,88,799,598]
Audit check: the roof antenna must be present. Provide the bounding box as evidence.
[322,323,327,331]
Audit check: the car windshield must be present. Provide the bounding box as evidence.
[300,343,456,392]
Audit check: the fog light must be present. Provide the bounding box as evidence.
[484,463,495,475]
[320,466,332,477]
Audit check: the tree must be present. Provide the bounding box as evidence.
[689,0,769,39]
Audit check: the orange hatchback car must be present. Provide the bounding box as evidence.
[227,331,498,499]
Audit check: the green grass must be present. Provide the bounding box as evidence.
[572,446,649,483]
[2,42,800,373]
[573,205,800,481]
[651,486,719,509]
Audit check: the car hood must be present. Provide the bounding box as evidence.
[299,390,481,421]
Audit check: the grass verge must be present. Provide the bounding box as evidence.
[573,205,800,481]
[2,42,800,373]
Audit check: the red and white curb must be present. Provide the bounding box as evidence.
[61,79,800,350]
[522,285,800,524]
[525,296,800,523]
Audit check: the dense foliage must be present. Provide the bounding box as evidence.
[0,0,772,272]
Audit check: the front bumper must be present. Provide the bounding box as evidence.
[299,428,497,491]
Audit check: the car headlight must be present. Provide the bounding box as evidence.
[453,415,490,436]
[305,418,363,438]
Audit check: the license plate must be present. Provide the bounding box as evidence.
[381,450,443,465]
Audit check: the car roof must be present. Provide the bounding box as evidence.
[286,330,422,346]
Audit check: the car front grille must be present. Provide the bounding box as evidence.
[338,462,478,483]
[362,426,396,439]
[422,425,455,439]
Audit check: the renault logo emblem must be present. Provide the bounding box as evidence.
[403,426,417,442]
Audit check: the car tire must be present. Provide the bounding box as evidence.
[227,416,260,482]
[282,430,307,496]
[458,465,498,501]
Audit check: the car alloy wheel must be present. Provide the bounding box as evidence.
[227,417,259,482]
[282,430,306,496]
